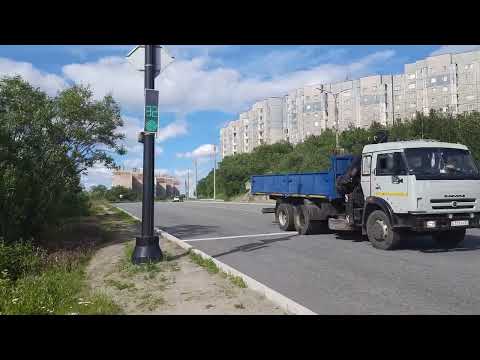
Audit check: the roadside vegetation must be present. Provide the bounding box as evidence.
[197,110,480,199]
[0,75,128,314]
[0,201,124,315]
[189,251,247,288]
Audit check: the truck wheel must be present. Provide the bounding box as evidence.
[366,210,402,250]
[294,205,317,235]
[432,229,466,249]
[277,203,295,231]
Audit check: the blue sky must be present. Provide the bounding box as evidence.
[1,44,478,193]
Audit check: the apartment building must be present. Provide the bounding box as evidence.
[220,49,480,158]
[221,97,284,158]
[112,169,180,198]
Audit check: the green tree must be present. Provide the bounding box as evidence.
[0,76,126,243]
[89,185,108,199]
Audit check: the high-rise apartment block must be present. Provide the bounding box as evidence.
[220,49,480,158]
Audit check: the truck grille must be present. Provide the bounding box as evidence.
[430,198,476,210]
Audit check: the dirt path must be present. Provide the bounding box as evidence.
[86,206,285,314]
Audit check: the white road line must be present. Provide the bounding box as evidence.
[182,232,297,242]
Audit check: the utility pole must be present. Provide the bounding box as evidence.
[194,158,198,198]
[132,45,162,264]
[213,144,217,201]
[187,169,190,199]
[318,85,350,155]
[334,92,339,154]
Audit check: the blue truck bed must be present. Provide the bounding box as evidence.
[250,155,353,201]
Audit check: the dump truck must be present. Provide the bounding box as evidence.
[252,139,480,250]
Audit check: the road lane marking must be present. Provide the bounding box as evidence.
[182,232,297,242]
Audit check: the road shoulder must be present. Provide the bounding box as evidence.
[87,203,285,314]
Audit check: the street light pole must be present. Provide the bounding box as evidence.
[194,158,198,198]
[318,86,349,155]
[132,45,162,264]
[213,145,216,201]
[334,92,339,154]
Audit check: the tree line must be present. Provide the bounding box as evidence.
[0,76,126,243]
[197,110,480,199]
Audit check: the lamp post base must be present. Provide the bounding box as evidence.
[132,235,163,264]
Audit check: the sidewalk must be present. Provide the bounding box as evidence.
[86,203,285,314]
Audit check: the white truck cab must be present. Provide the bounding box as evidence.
[360,140,480,249]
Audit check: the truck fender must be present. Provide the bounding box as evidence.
[362,197,395,234]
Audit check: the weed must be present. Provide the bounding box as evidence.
[105,279,135,291]
[188,251,247,288]
[227,274,247,288]
[189,252,219,274]
[139,296,165,311]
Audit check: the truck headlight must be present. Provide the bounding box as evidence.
[426,221,436,228]
[470,213,475,219]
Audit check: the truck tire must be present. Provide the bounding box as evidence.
[294,205,318,235]
[277,203,295,231]
[366,210,402,250]
[432,229,466,249]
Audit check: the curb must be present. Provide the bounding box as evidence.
[113,205,317,315]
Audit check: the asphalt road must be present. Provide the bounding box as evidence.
[117,201,480,314]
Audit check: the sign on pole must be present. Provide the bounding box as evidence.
[144,89,159,133]
[126,45,175,77]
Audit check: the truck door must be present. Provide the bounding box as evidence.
[373,151,409,213]
[361,153,372,197]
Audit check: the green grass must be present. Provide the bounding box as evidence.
[120,242,162,277]
[189,251,247,288]
[189,252,219,274]
[0,260,121,315]
[0,201,127,315]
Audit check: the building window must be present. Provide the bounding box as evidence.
[431,78,437,84]
[306,105,311,110]
[314,121,319,127]
[466,95,475,101]
[443,76,448,82]
[408,83,416,89]
[408,73,416,80]
[394,85,401,91]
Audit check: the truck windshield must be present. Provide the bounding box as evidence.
[404,147,480,179]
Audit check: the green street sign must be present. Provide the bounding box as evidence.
[144,89,159,133]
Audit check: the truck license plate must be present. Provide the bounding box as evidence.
[451,220,469,227]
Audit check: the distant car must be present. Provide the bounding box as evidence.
[172,196,181,202]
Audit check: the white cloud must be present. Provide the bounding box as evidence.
[156,120,188,142]
[0,57,67,95]
[60,49,396,114]
[430,45,480,56]
[123,158,143,169]
[80,164,113,189]
[177,144,216,159]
